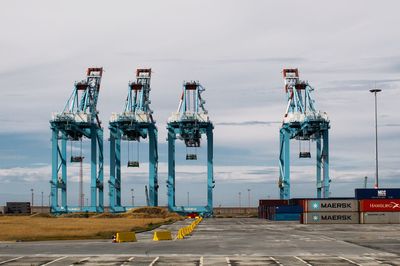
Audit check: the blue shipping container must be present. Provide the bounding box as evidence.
[355,188,400,199]
[274,205,303,214]
[273,213,301,221]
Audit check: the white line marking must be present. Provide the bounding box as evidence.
[0,256,24,265]
[225,256,231,266]
[294,256,312,266]
[269,257,283,266]
[121,256,135,266]
[199,256,203,266]
[69,256,90,266]
[42,256,68,266]
[365,256,384,264]
[339,256,362,266]
[149,256,159,266]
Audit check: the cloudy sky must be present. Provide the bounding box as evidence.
[0,1,399,207]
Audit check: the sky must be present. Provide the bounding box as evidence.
[0,1,399,207]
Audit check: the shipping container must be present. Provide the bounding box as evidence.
[5,202,31,214]
[259,199,290,206]
[302,212,359,224]
[360,212,400,224]
[258,205,268,219]
[355,188,400,199]
[303,199,358,212]
[272,213,301,221]
[274,205,303,214]
[359,199,400,212]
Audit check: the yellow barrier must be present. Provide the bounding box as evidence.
[176,216,203,240]
[153,230,172,241]
[115,232,137,243]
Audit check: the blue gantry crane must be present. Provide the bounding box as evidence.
[167,81,214,216]
[278,69,330,199]
[109,69,158,212]
[50,68,104,213]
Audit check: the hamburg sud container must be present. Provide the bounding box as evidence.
[359,199,400,212]
[355,188,400,199]
[360,212,400,224]
[302,199,359,212]
[302,212,359,224]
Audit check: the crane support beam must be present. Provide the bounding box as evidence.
[278,69,330,199]
[108,69,158,213]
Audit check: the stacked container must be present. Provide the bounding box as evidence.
[258,200,290,219]
[258,199,302,221]
[357,189,400,224]
[269,205,303,221]
[300,199,359,224]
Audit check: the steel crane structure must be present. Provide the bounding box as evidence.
[278,69,330,199]
[109,69,158,212]
[50,68,104,213]
[167,81,214,216]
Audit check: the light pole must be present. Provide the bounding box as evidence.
[369,88,381,189]
[30,188,34,206]
[247,189,251,207]
[41,191,44,209]
[131,188,134,206]
[238,192,241,207]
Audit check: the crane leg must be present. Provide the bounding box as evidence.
[149,125,158,206]
[207,124,214,214]
[109,128,116,211]
[279,129,290,199]
[61,134,67,209]
[167,128,176,210]
[90,127,97,209]
[322,130,330,198]
[51,129,59,212]
[316,136,322,198]
[97,129,104,211]
[115,134,121,207]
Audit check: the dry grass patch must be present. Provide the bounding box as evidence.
[0,207,183,241]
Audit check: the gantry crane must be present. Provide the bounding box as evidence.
[167,81,214,216]
[109,69,158,212]
[50,68,104,213]
[278,69,330,199]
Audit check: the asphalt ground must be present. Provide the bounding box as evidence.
[0,218,399,265]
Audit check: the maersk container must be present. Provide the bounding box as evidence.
[359,199,400,212]
[302,212,359,224]
[274,205,303,214]
[272,213,301,221]
[355,188,400,199]
[304,199,358,212]
[360,212,400,224]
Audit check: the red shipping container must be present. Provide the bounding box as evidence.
[360,199,400,212]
